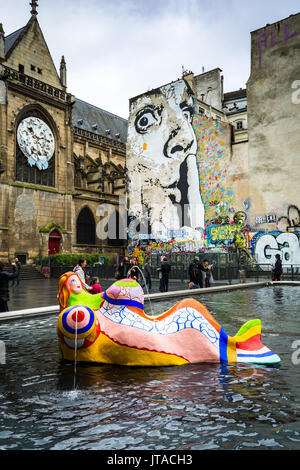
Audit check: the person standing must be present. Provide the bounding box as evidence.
[12,257,21,287]
[0,261,18,312]
[201,259,214,288]
[143,257,152,293]
[122,256,131,278]
[73,258,92,291]
[188,256,201,288]
[90,276,103,294]
[160,257,171,293]
[128,258,139,280]
[272,254,283,281]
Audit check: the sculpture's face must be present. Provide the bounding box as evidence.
[67,275,83,294]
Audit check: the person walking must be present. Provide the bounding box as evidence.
[143,257,152,293]
[272,254,283,281]
[160,257,171,293]
[0,261,18,312]
[73,257,92,291]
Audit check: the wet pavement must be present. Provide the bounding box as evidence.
[6,276,236,312]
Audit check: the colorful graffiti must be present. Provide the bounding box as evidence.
[251,231,300,270]
[128,238,205,259]
[193,114,233,224]
[206,212,250,248]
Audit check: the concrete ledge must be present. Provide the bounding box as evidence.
[0,305,60,322]
[146,281,268,302]
[0,281,299,322]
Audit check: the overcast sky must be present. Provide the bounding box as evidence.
[1,0,300,119]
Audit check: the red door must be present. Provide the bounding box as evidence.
[48,229,61,255]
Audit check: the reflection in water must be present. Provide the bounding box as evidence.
[0,287,300,449]
[273,287,284,304]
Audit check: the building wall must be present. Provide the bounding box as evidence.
[5,19,63,89]
[127,77,238,246]
[247,13,300,232]
[0,15,127,262]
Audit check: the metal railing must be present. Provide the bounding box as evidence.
[48,263,300,284]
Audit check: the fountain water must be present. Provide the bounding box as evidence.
[127,265,155,317]
[73,309,78,390]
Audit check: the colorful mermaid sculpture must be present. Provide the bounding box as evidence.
[57,273,281,366]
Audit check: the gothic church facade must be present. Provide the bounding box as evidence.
[0,3,127,263]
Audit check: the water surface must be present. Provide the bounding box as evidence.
[0,286,300,450]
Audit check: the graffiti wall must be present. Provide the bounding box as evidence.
[206,211,250,248]
[126,78,233,243]
[251,231,300,269]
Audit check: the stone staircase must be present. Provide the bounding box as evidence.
[7,265,46,280]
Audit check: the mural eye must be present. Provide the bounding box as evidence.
[134,108,158,134]
[182,107,193,123]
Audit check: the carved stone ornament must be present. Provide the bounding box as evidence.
[17,116,55,170]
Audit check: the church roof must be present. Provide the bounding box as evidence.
[4,26,25,56]
[72,98,128,144]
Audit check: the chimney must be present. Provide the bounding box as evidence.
[60,55,67,88]
[0,24,5,61]
[182,70,195,94]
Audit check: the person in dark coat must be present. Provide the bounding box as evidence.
[188,256,201,288]
[143,257,152,293]
[0,261,18,312]
[272,254,283,281]
[160,257,171,292]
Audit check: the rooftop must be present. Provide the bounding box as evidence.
[72,98,128,144]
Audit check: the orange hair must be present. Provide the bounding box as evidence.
[57,271,88,311]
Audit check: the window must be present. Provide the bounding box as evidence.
[18,64,24,73]
[236,121,243,130]
[37,68,42,74]
[30,64,36,72]
[76,207,96,245]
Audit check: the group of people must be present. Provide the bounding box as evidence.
[73,258,103,294]
[188,257,214,289]
[115,255,171,293]
[0,252,285,314]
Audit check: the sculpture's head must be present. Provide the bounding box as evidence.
[57,271,87,311]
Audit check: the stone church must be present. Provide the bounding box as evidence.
[0,1,127,264]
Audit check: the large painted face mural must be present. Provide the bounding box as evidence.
[127,80,204,239]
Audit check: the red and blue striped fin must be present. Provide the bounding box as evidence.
[233,319,280,365]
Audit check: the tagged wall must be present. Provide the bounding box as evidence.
[247,13,300,229]
[252,231,300,269]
